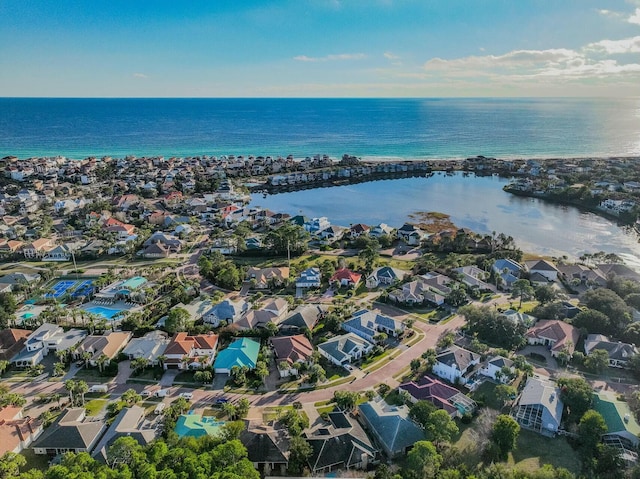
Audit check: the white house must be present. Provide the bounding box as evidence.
[525,259,559,282]
[479,356,516,383]
[295,267,321,289]
[342,309,405,343]
[317,333,373,366]
[432,346,481,385]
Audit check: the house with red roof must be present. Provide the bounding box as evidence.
[330,268,362,288]
[0,406,43,456]
[398,375,477,417]
[103,217,136,239]
[526,320,580,357]
[163,332,218,370]
[350,223,370,238]
[270,334,314,378]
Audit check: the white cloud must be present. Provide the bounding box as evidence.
[586,36,640,53]
[629,7,640,24]
[293,53,366,62]
[383,52,400,60]
[133,73,148,78]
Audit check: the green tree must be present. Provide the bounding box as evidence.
[570,309,611,336]
[495,384,517,408]
[130,357,150,374]
[288,436,312,474]
[405,440,442,479]
[255,360,269,387]
[582,288,631,336]
[512,279,534,308]
[491,414,520,459]
[409,400,437,429]
[264,224,310,256]
[534,284,557,304]
[584,349,610,373]
[121,388,141,405]
[425,409,459,446]
[333,390,359,411]
[0,360,8,376]
[164,307,191,334]
[236,398,250,419]
[107,436,143,467]
[53,362,66,377]
[557,377,593,423]
[0,451,26,479]
[578,409,607,455]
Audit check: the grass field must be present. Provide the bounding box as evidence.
[84,398,107,416]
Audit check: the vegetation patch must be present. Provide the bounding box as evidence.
[84,398,107,416]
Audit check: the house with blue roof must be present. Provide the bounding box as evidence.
[358,398,425,458]
[295,267,321,289]
[317,333,373,366]
[202,298,249,327]
[365,266,407,289]
[343,309,405,343]
[492,258,523,290]
[214,337,260,374]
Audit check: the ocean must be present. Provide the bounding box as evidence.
[1,97,639,160]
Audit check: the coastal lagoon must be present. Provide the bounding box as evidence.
[249,173,640,267]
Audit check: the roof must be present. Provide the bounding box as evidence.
[270,335,314,365]
[526,259,558,272]
[584,334,637,361]
[435,345,480,371]
[517,376,563,425]
[119,276,147,290]
[526,320,580,354]
[204,298,248,320]
[592,391,640,438]
[32,408,105,451]
[165,332,218,356]
[344,309,403,338]
[122,331,170,360]
[214,337,260,370]
[399,375,461,415]
[317,333,372,364]
[240,428,289,464]
[76,331,132,361]
[279,304,328,330]
[330,268,362,284]
[357,399,424,455]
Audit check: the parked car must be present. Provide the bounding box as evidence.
[179,392,193,400]
[214,397,229,405]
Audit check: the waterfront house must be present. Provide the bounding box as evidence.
[202,298,249,327]
[32,408,106,456]
[492,258,523,290]
[526,320,580,357]
[365,266,407,289]
[318,225,346,243]
[398,375,477,417]
[163,332,218,370]
[317,333,373,366]
[342,309,404,343]
[92,405,161,463]
[593,390,640,463]
[0,406,42,456]
[73,331,133,367]
[305,411,378,474]
[369,223,394,238]
[452,265,493,290]
[330,268,362,288]
[397,223,426,246]
[525,259,559,282]
[246,267,289,289]
[349,223,370,238]
[122,331,170,366]
[513,375,563,436]
[584,334,638,368]
[358,398,424,458]
[213,337,260,374]
[270,334,314,377]
[432,346,481,386]
[557,264,607,288]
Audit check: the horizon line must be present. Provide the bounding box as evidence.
[0,95,637,100]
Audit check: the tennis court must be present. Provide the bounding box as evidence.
[71,280,94,297]
[44,280,77,298]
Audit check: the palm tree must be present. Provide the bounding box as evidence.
[0,360,9,377]
[75,380,89,406]
[64,379,76,404]
[53,362,66,377]
[81,351,92,368]
[96,354,109,373]
[255,361,269,388]
[157,355,167,370]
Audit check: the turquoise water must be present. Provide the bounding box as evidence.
[1,98,639,159]
[84,305,124,320]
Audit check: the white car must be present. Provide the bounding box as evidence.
[179,392,193,400]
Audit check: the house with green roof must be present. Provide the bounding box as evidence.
[214,337,260,374]
[593,391,640,463]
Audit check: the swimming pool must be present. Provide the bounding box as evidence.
[174,415,225,438]
[84,306,124,320]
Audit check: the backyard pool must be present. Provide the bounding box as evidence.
[175,414,225,438]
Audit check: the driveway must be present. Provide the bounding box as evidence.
[518,345,558,374]
[113,359,133,385]
[160,369,180,387]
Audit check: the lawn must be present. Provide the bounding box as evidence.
[21,447,50,472]
[84,398,107,416]
[509,429,580,474]
[73,368,111,383]
[471,381,505,411]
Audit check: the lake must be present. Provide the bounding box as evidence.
[249,172,640,268]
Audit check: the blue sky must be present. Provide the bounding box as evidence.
[1,0,640,97]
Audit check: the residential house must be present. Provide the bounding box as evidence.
[512,375,564,436]
[500,309,537,327]
[0,406,42,456]
[277,304,328,333]
[365,266,406,289]
[305,411,378,474]
[0,272,40,290]
[584,334,638,368]
[0,240,23,256]
[0,328,31,360]
[480,356,516,383]
[214,337,260,374]
[369,223,394,238]
[202,298,249,327]
[397,223,426,246]
[122,331,170,366]
[232,298,289,331]
[343,309,405,343]
[593,390,640,463]
[92,405,161,463]
[526,320,580,357]
[525,259,559,282]
[247,267,290,289]
[388,273,452,306]
[103,217,136,240]
[492,258,523,290]
[21,238,54,259]
[11,323,87,368]
[163,332,218,370]
[350,223,370,238]
[270,335,314,377]
[452,265,492,290]
[398,375,477,417]
[143,232,182,253]
[317,333,373,366]
[330,268,362,288]
[358,398,425,458]
[209,236,238,255]
[318,225,346,243]
[596,263,640,283]
[432,346,481,386]
[304,217,330,233]
[239,426,289,476]
[140,242,170,259]
[295,267,321,289]
[557,264,607,288]
[42,244,73,261]
[32,408,106,455]
[73,331,133,367]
